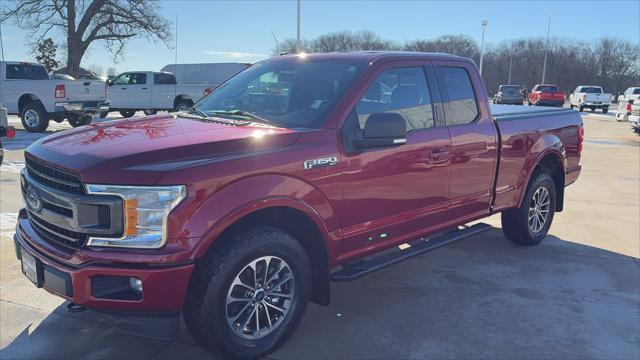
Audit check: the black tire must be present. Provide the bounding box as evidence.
[174,99,193,112]
[578,105,584,112]
[143,109,158,116]
[119,110,136,118]
[569,104,574,109]
[602,107,608,114]
[501,171,556,246]
[68,114,92,128]
[184,227,311,359]
[590,107,595,112]
[20,101,49,132]
[98,111,109,118]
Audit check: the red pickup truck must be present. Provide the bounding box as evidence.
[528,84,566,107]
[13,52,582,358]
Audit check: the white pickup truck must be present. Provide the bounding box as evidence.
[568,85,612,113]
[616,87,640,124]
[106,71,214,117]
[1,61,109,132]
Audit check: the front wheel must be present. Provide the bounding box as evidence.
[602,107,608,114]
[184,227,311,359]
[143,109,158,116]
[578,105,584,112]
[501,171,556,246]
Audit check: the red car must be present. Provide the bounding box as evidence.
[14,52,583,358]
[528,84,566,107]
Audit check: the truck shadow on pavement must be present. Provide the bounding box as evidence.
[2,228,639,360]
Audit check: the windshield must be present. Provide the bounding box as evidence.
[193,60,364,129]
[537,85,559,92]
[582,87,602,94]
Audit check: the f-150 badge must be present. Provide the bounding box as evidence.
[304,157,338,170]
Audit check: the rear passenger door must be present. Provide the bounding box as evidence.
[152,73,177,109]
[434,61,498,220]
[128,72,152,109]
[340,62,453,258]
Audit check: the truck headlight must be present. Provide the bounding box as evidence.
[85,185,186,249]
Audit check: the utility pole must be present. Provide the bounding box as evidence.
[175,14,178,66]
[296,0,301,53]
[479,19,488,76]
[271,31,279,55]
[541,10,551,84]
[508,50,513,85]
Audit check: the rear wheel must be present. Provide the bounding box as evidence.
[501,171,556,246]
[184,227,311,359]
[68,114,92,128]
[143,109,158,116]
[602,107,609,114]
[20,101,49,133]
[174,99,193,112]
[578,105,584,112]
[98,111,109,118]
[119,110,136,118]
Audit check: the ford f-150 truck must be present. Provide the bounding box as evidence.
[568,85,612,113]
[528,84,566,107]
[1,61,109,132]
[13,52,583,359]
[105,71,214,117]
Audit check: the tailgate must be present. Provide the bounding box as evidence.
[586,93,608,102]
[64,80,107,101]
[542,92,565,100]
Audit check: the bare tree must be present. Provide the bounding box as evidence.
[106,66,117,77]
[2,0,172,78]
[32,37,59,72]
[87,63,104,77]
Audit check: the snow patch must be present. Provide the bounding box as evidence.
[0,160,25,174]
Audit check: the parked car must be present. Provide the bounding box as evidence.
[160,62,250,86]
[13,52,583,359]
[568,85,612,113]
[106,71,215,117]
[528,84,565,106]
[1,61,109,132]
[616,87,640,122]
[494,84,523,104]
[0,106,16,165]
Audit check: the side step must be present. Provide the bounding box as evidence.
[331,223,492,282]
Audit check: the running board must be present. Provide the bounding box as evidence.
[331,223,492,282]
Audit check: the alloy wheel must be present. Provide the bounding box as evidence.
[528,186,550,234]
[225,256,295,340]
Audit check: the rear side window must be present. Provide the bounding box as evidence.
[440,66,478,125]
[154,73,177,85]
[6,64,32,79]
[32,66,49,80]
[356,67,434,131]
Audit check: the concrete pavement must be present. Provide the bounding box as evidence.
[1,111,638,359]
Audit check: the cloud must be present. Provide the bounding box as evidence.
[204,51,268,59]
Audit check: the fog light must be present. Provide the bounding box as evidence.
[129,277,143,292]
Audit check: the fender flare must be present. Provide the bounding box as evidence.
[516,135,567,208]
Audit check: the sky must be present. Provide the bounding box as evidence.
[1,0,639,74]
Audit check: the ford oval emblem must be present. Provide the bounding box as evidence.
[26,187,43,211]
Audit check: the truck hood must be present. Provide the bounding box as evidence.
[27,114,300,184]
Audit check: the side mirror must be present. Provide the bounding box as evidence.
[352,112,407,149]
[106,79,112,86]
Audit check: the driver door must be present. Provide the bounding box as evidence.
[340,62,452,260]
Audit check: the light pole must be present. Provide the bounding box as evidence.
[508,49,514,85]
[541,10,551,84]
[479,19,488,76]
[296,0,301,53]
[271,31,279,55]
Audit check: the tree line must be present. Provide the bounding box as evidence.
[275,31,640,96]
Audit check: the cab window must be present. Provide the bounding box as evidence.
[356,67,434,132]
[440,66,478,125]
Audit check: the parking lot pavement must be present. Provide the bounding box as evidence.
[1,111,638,359]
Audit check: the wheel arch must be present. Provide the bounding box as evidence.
[518,144,566,212]
[173,95,194,108]
[18,93,42,113]
[195,203,332,306]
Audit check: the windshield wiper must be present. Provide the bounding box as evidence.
[209,110,272,125]
[189,107,209,118]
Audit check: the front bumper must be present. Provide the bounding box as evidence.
[537,99,565,106]
[55,101,110,114]
[13,211,194,313]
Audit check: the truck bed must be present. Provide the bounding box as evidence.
[491,104,573,120]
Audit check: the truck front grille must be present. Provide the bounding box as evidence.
[27,211,88,249]
[25,156,84,195]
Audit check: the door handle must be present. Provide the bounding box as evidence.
[428,149,450,164]
[120,87,127,90]
[142,87,148,90]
